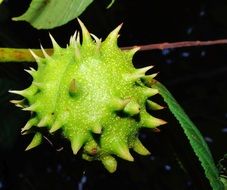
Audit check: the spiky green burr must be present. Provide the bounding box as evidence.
[10,20,166,173]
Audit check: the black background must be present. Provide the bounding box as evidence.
[0,0,227,190]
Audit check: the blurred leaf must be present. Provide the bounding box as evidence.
[0,0,3,4]
[107,0,115,9]
[220,177,227,190]
[153,81,224,190]
[13,0,94,29]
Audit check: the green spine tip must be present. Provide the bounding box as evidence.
[37,115,52,127]
[137,66,154,75]
[124,46,140,62]
[69,30,77,46]
[8,89,26,96]
[69,79,77,96]
[22,104,37,111]
[90,33,101,46]
[49,33,61,51]
[91,124,102,134]
[141,73,159,86]
[49,121,61,133]
[111,98,130,111]
[142,113,167,128]
[125,46,140,56]
[127,73,145,82]
[147,100,164,110]
[84,141,98,155]
[113,143,134,161]
[104,23,123,45]
[82,153,93,161]
[21,118,38,133]
[144,88,159,97]
[29,49,41,62]
[25,132,42,151]
[10,99,25,108]
[133,139,150,156]
[77,19,92,45]
[101,156,117,173]
[76,31,81,44]
[24,68,35,77]
[40,45,51,59]
[71,135,86,155]
[123,101,140,116]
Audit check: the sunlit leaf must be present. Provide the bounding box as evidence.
[153,81,224,190]
[13,0,94,29]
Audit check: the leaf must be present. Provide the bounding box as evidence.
[12,0,94,29]
[220,177,227,190]
[153,81,224,190]
[107,0,115,9]
[0,0,3,4]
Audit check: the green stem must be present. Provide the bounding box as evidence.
[1,39,227,62]
[0,48,53,62]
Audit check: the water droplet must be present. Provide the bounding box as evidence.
[221,128,227,133]
[205,136,213,143]
[162,49,170,56]
[166,59,173,64]
[200,51,206,57]
[186,27,193,35]
[181,52,190,58]
[57,164,62,173]
[199,11,205,17]
[164,164,172,171]
[78,174,87,190]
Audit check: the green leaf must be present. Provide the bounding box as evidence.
[107,0,115,9]
[12,0,94,29]
[153,81,224,190]
[0,0,4,4]
[220,177,227,190]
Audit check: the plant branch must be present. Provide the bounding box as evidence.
[122,39,227,51]
[0,48,53,62]
[1,39,227,62]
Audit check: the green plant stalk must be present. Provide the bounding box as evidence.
[0,48,53,62]
[1,39,227,62]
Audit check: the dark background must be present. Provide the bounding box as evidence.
[0,0,227,190]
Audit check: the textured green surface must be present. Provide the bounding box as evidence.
[10,20,166,172]
[220,177,227,190]
[13,0,94,29]
[153,81,224,190]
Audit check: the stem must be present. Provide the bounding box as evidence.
[0,48,53,62]
[1,39,227,62]
[122,39,227,51]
